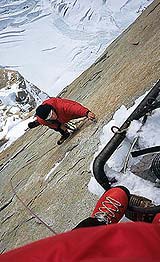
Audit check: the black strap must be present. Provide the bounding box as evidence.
[131,146,160,157]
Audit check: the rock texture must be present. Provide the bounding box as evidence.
[0,0,160,253]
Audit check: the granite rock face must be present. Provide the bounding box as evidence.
[0,0,160,253]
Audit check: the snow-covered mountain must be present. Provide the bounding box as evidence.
[0,0,153,95]
[0,69,48,150]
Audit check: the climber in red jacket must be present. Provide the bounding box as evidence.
[28,97,96,144]
[1,186,160,261]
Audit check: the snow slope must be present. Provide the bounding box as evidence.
[0,0,153,95]
[88,89,160,204]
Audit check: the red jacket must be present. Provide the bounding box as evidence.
[1,222,160,261]
[37,98,89,129]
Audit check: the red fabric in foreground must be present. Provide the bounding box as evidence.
[1,222,160,262]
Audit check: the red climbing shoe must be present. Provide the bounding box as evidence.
[91,186,130,224]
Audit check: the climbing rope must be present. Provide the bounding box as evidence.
[10,175,57,235]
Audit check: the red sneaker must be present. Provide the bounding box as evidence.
[91,187,129,224]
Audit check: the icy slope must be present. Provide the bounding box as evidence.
[0,0,153,95]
